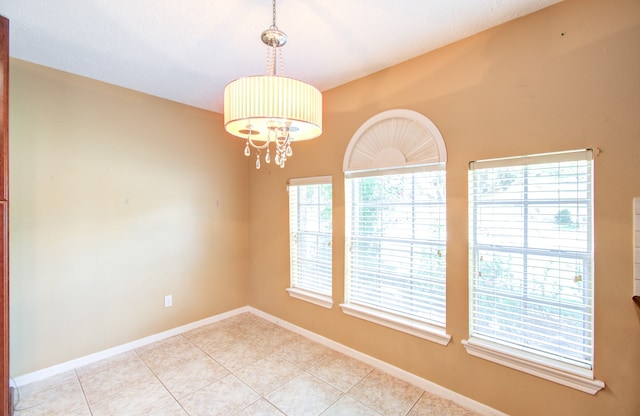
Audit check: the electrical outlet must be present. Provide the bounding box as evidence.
[164,295,173,308]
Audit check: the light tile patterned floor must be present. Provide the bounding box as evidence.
[13,313,479,416]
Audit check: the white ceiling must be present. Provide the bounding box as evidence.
[0,0,561,113]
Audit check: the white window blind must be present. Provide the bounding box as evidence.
[468,149,594,369]
[288,177,332,305]
[344,166,447,331]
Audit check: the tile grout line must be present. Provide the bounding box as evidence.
[132,346,189,416]
[405,391,427,416]
[73,368,95,416]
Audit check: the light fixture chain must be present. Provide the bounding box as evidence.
[271,0,277,29]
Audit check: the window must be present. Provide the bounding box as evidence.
[464,149,604,394]
[287,176,333,308]
[341,109,450,345]
[342,166,449,344]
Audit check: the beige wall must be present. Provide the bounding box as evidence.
[9,59,249,376]
[248,0,640,415]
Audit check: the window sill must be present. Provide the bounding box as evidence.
[462,337,605,395]
[286,288,333,309]
[340,303,451,346]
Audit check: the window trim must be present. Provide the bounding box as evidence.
[287,175,333,308]
[287,287,333,309]
[288,176,333,187]
[462,337,604,394]
[340,303,451,345]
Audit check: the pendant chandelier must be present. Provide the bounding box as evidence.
[223,0,323,169]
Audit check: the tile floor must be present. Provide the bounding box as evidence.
[12,313,479,416]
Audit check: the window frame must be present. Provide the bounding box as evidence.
[463,149,604,394]
[287,176,333,309]
[341,165,451,345]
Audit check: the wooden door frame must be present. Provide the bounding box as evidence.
[0,14,10,416]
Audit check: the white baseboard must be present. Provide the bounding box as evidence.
[248,307,507,416]
[12,306,251,387]
[13,305,505,416]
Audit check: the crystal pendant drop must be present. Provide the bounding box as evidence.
[244,142,251,157]
[255,155,261,169]
[265,150,271,164]
[286,145,293,157]
[275,153,281,166]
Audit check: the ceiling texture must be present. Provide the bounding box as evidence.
[0,0,561,113]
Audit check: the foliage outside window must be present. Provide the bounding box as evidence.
[287,176,333,308]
